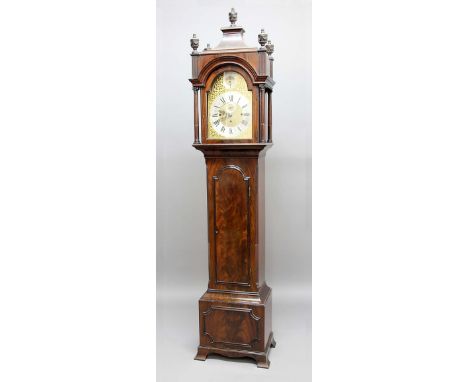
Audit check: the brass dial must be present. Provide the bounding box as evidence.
[208,71,252,139]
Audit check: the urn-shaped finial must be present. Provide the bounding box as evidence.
[229,8,237,26]
[258,29,268,50]
[190,34,199,54]
[266,40,274,55]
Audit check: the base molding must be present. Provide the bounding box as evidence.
[195,285,274,368]
[194,332,276,369]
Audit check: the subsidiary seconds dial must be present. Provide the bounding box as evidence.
[209,91,251,138]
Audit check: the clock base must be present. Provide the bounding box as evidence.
[194,332,276,369]
[195,283,274,368]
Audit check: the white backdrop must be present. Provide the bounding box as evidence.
[0,1,156,381]
[3,1,468,381]
[313,1,468,381]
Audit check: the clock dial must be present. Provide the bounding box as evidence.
[210,92,251,138]
[208,71,252,140]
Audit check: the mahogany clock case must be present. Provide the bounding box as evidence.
[189,9,276,368]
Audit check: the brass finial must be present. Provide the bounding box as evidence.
[190,34,199,54]
[229,8,237,26]
[258,29,268,50]
[266,40,274,55]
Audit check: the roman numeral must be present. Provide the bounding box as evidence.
[237,97,241,104]
[213,120,220,126]
[241,112,250,116]
[228,95,233,102]
[241,120,248,126]
[220,126,225,132]
[242,104,247,108]
[212,113,218,118]
[229,128,233,134]
[213,105,219,109]
[220,97,226,104]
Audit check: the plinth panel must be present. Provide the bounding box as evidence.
[202,305,260,349]
[196,287,274,368]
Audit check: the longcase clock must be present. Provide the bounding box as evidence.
[189,9,276,368]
